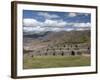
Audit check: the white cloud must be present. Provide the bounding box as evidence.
[38,12,60,19]
[84,13,90,16]
[43,19,66,28]
[23,18,42,27]
[23,18,91,34]
[58,21,67,27]
[75,27,90,31]
[44,19,57,27]
[24,26,45,32]
[68,12,77,17]
[73,22,91,27]
[65,28,74,31]
[23,18,67,28]
[23,26,47,35]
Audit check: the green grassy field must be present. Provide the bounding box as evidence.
[23,55,90,69]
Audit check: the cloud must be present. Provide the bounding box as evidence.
[84,13,90,16]
[78,13,90,16]
[23,18,42,27]
[43,19,66,28]
[24,26,45,32]
[23,18,91,34]
[23,26,47,35]
[38,12,60,19]
[73,22,91,27]
[68,13,90,17]
[68,12,77,17]
[23,18,67,28]
[68,13,90,18]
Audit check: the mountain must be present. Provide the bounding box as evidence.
[23,30,90,46]
[23,31,51,39]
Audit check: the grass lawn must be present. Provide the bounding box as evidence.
[23,55,90,69]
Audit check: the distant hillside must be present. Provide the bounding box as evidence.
[23,30,90,46]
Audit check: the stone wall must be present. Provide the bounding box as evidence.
[24,43,90,56]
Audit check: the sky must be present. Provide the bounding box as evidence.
[23,10,91,35]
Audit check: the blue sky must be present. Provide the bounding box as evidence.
[23,10,91,34]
